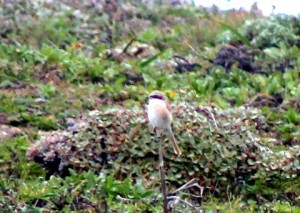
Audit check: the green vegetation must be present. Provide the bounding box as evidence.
[0,1,299,212]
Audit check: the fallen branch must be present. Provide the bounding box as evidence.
[173,55,201,72]
[116,195,145,203]
[196,106,219,129]
[171,178,204,197]
[168,196,203,212]
[122,36,136,54]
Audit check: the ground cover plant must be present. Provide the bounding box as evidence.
[0,0,299,212]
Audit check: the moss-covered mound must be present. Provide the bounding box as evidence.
[27,102,300,204]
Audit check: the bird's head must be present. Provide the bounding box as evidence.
[148,90,167,102]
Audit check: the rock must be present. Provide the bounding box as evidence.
[0,125,22,141]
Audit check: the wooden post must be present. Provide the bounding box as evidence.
[158,134,168,213]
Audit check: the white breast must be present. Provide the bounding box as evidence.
[147,99,169,129]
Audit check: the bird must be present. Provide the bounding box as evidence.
[147,90,182,156]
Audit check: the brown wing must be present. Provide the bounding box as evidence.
[153,102,172,124]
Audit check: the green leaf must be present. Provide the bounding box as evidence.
[139,27,158,43]
[139,51,165,68]
[215,18,252,47]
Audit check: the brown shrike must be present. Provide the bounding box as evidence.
[147,90,182,156]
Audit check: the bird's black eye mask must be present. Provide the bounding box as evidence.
[149,95,165,101]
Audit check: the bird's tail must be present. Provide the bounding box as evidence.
[167,126,182,156]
